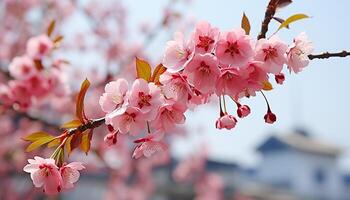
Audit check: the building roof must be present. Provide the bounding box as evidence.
[257,130,342,157]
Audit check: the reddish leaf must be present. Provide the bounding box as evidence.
[136,57,152,82]
[53,35,64,47]
[47,20,56,37]
[70,132,82,153]
[150,63,166,85]
[276,0,293,9]
[34,59,44,71]
[241,12,251,35]
[76,79,90,122]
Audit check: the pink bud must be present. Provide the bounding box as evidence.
[275,73,285,85]
[264,110,277,124]
[215,114,237,130]
[237,105,251,118]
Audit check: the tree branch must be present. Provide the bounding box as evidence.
[257,0,279,39]
[308,51,350,60]
[67,117,105,136]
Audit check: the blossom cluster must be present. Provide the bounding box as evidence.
[23,156,84,195]
[100,21,313,159]
[0,34,69,111]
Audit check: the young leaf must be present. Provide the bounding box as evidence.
[53,35,64,46]
[80,130,93,155]
[136,57,152,82]
[277,14,309,31]
[47,138,60,148]
[23,131,52,142]
[241,12,251,35]
[47,20,56,37]
[76,79,90,122]
[273,17,290,29]
[150,63,166,85]
[65,136,73,156]
[26,136,55,152]
[70,132,82,153]
[62,119,82,129]
[262,81,273,91]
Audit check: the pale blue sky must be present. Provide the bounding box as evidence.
[118,0,350,169]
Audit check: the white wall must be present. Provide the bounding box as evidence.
[257,149,344,200]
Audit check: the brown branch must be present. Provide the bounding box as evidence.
[308,51,350,60]
[257,0,279,39]
[67,117,105,136]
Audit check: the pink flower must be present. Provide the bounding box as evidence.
[106,106,145,135]
[215,28,254,66]
[237,105,251,118]
[60,162,85,189]
[287,32,313,73]
[162,32,194,72]
[255,36,288,74]
[23,156,62,195]
[215,114,237,130]
[8,56,37,80]
[9,80,32,110]
[215,68,246,98]
[129,79,162,120]
[99,79,129,113]
[104,126,118,146]
[26,34,53,60]
[239,62,268,97]
[152,102,186,132]
[275,73,285,84]
[184,53,220,94]
[192,21,219,54]
[0,84,14,106]
[132,132,167,159]
[159,72,192,106]
[264,109,277,124]
[26,74,50,98]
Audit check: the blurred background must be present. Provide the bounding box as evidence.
[0,0,350,199]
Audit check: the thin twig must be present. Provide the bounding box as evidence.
[308,51,350,60]
[257,0,279,39]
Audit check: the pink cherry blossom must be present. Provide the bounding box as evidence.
[9,80,32,110]
[104,127,118,146]
[132,132,167,159]
[192,21,219,54]
[26,74,50,98]
[8,55,37,80]
[106,106,145,136]
[162,32,194,72]
[215,28,254,66]
[129,79,162,120]
[23,156,62,195]
[26,34,53,60]
[0,84,14,106]
[239,61,268,97]
[152,102,186,132]
[159,72,193,106]
[237,104,251,118]
[215,67,246,98]
[287,32,314,73]
[99,79,129,113]
[184,53,220,94]
[254,36,288,74]
[60,162,85,189]
[215,114,237,130]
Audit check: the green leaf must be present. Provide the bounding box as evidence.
[47,20,56,37]
[136,57,152,82]
[241,12,251,35]
[76,79,90,122]
[277,14,309,31]
[61,119,82,129]
[22,131,52,142]
[150,63,166,85]
[26,136,55,152]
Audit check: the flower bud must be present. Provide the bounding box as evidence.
[275,73,285,85]
[237,105,251,118]
[264,110,277,124]
[104,132,117,146]
[215,114,237,130]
